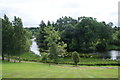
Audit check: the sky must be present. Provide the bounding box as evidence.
[0,0,119,27]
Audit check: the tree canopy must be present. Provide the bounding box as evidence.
[36,16,117,53]
[2,15,31,60]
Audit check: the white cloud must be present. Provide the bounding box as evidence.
[0,0,119,27]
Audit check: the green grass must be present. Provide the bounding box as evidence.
[10,51,41,62]
[0,60,2,79]
[5,51,118,65]
[108,45,120,50]
[49,57,118,65]
[2,61,118,78]
[5,52,118,65]
[20,51,41,61]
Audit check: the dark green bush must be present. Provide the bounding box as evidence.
[96,42,107,51]
[72,51,80,65]
[41,52,48,62]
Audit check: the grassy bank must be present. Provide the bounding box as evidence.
[108,45,120,50]
[6,51,41,62]
[3,51,118,66]
[19,51,40,61]
[9,54,119,66]
[41,57,118,66]
[57,58,118,65]
[2,61,118,78]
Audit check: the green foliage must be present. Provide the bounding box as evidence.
[112,31,120,46]
[72,51,80,65]
[57,41,67,57]
[43,26,67,63]
[116,31,120,45]
[36,21,48,52]
[41,52,48,62]
[2,15,13,55]
[73,17,112,52]
[48,42,59,63]
[11,51,41,62]
[61,24,74,51]
[24,27,39,36]
[44,26,60,46]
[12,16,31,55]
[35,16,119,57]
[96,41,108,51]
[2,15,31,60]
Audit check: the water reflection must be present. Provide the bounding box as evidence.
[91,50,120,60]
[110,51,120,60]
[30,38,41,56]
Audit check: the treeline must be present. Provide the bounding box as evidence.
[36,16,120,54]
[2,15,120,63]
[2,15,32,61]
[25,27,39,36]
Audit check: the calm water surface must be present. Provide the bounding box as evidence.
[91,50,120,60]
[30,38,41,56]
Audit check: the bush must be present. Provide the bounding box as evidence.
[96,42,107,51]
[72,51,80,65]
[41,52,48,62]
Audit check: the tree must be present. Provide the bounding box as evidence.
[47,20,51,26]
[12,17,27,55]
[117,31,120,45]
[36,21,48,52]
[95,22,113,51]
[48,42,59,63]
[0,18,1,60]
[44,26,60,46]
[61,24,74,51]
[73,17,113,52]
[36,16,115,56]
[39,20,46,28]
[2,15,14,61]
[112,30,120,46]
[25,27,38,36]
[12,16,31,62]
[56,16,77,31]
[74,17,98,52]
[44,26,67,63]
[2,15,31,61]
[108,22,113,27]
[72,51,80,65]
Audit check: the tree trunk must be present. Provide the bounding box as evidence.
[2,54,4,60]
[19,57,21,62]
[7,54,10,62]
[14,60,16,63]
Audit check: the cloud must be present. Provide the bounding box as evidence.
[0,0,119,27]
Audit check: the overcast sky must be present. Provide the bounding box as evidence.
[0,0,119,27]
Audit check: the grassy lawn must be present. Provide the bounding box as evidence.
[0,60,2,80]
[2,61,118,78]
[58,58,118,65]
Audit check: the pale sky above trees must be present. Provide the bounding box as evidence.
[0,0,119,27]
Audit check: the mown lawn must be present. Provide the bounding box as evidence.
[0,60,2,79]
[2,61,118,78]
[57,58,118,65]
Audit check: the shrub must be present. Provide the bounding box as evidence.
[41,52,48,62]
[96,42,107,51]
[72,51,80,65]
